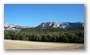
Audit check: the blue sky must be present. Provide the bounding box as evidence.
[4,4,84,26]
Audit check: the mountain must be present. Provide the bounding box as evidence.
[4,23,34,30]
[38,22,84,28]
[4,22,84,30]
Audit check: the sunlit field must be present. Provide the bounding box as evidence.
[4,40,84,49]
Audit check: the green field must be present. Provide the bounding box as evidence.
[4,40,84,49]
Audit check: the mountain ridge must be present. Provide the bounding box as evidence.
[38,22,84,28]
[4,22,84,30]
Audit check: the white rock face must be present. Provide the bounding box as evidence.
[38,22,84,28]
[4,23,34,30]
[4,22,84,30]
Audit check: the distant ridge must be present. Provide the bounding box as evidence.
[4,22,84,30]
[38,22,84,28]
[4,23,34,30]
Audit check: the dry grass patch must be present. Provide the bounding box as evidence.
[4,40,84,49]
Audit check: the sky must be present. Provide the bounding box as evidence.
[4,4,84,26]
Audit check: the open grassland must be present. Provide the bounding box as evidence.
[4,40,84,49]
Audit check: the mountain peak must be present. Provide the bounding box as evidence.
[38,22,84,28]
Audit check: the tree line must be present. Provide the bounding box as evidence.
[4,27,84,43]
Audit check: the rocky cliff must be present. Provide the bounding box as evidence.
[4,23,34,30]
[38,22,84,28]
[4,22,84,30]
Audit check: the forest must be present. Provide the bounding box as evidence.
[4,27,84,43]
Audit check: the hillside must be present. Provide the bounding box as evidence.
[4,27,84,43]
[4,22,84,43]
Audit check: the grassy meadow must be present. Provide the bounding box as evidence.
[4,40,84,49]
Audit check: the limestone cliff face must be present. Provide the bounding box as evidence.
[38,22,84,28]
[4,22,84,30]
[4,23,34,30]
